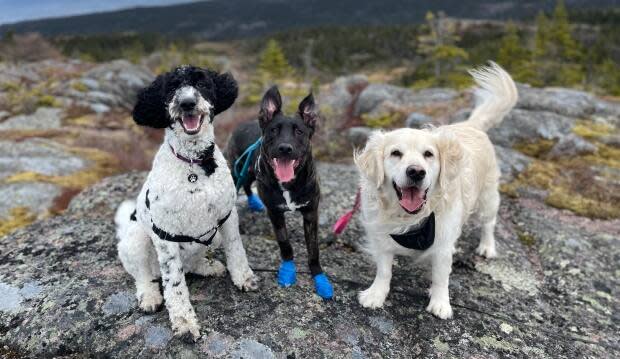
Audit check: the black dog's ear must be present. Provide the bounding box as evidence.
[132,74,170,128]
[298,92,318,133]
[213,72,238,116]
[259,86,282,128]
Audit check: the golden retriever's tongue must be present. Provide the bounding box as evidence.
[182,115,201,132]
[400,187,425,212]
[273,159,295,182]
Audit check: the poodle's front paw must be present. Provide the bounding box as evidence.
[234,270,259,292]
[138,290,163,313]
[426,297,453,319]
[358,285,388,309]
[171,314,201,342]
[476,243,497,258]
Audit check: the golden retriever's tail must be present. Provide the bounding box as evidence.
[464,61,518,132]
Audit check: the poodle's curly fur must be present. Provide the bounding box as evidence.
[355,62,518,319]
[115,66,257,341]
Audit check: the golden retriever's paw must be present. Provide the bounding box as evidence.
[138,290,163,313]
[171,314,201,342]
[476,243,497,258]
[358,287,388,309]
[426,298,453,319]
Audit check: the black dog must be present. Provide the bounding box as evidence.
[228,86,333,299]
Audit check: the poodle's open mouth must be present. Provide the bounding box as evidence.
[393,181,428,214]
[271,158,299,183]
[179,113,205,135]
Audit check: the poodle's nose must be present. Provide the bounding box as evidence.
[278,144,293,155]
[180,98,197,111]
[406,165,426,182]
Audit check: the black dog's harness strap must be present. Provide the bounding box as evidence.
[152,210,232,246]
[390,212,435,250]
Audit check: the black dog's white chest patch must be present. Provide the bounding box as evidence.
[390,213,435,250]
[279,185,309,211]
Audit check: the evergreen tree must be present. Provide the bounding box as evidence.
[497,22,533,82]
[533,11,550,60]
[531,1,584,87]
[417,11,469,85]
[258,39,293,79]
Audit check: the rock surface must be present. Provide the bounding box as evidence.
[1,163,618,358]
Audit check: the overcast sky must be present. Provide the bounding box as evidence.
[0,0,203,25]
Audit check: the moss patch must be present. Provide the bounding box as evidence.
[361,112,404,128]
[506,120,620,219]
[545,187,620,219]
[0,207,36,237]
[513,139,556,158]
[572,120,615,140]
[517,231,537,247]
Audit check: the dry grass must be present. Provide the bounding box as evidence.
[0,207,36,238]
[4,145,120,190]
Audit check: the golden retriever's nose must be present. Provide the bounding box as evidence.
[406,165,426,181]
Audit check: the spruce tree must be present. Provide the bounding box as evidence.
[258,39,293,79]
[497,21,533,82]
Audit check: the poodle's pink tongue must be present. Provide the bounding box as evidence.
[182,115,201,131]
[399,187,425,212]
[273,158,295,182]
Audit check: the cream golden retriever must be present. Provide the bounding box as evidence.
[354,62,518,319]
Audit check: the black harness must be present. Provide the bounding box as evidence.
[390,213,435,251]
[151,210,231,246]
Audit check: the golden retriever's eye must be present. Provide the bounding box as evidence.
[390,150,402,158]
[424,150,434,158]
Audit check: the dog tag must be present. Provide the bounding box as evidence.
[188,174,198,183]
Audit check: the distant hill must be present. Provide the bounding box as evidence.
[0,0,617,40]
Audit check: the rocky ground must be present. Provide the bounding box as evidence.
[1,58,619,357]
[1,163,618,358]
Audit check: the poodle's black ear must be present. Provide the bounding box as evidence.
[132,74,170,128]
[213,72,238,116]
[298,92,318,135]
[259,86,282,128]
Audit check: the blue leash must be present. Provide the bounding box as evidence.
[233,137,262,192]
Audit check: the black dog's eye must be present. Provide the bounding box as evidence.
[391,150,402,158]
[271,127,279,134]
[295,128,303,136]
[424,150,434,158]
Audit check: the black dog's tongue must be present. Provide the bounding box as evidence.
[399,187,425,212]
[272,158,295,182]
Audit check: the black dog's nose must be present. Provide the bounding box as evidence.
[406,166,426,181]
[278,144,293,155]
[179,98,196,111]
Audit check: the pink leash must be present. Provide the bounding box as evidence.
[332,188,361,235]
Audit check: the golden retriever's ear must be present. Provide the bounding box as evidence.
[436,132,464,190]
[354,131,385,188]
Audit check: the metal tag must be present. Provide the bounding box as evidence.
[188,174,198,183]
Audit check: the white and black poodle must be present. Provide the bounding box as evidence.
[115,65,258,341]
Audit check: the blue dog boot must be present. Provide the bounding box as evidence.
[313,273,334,300]
[247,193,265,212]
[277,260,296,287]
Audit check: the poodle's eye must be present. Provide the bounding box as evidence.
[271,127,278,134]
[424,150,434,158]
[390,150,402,158]
[294,128,303,136]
